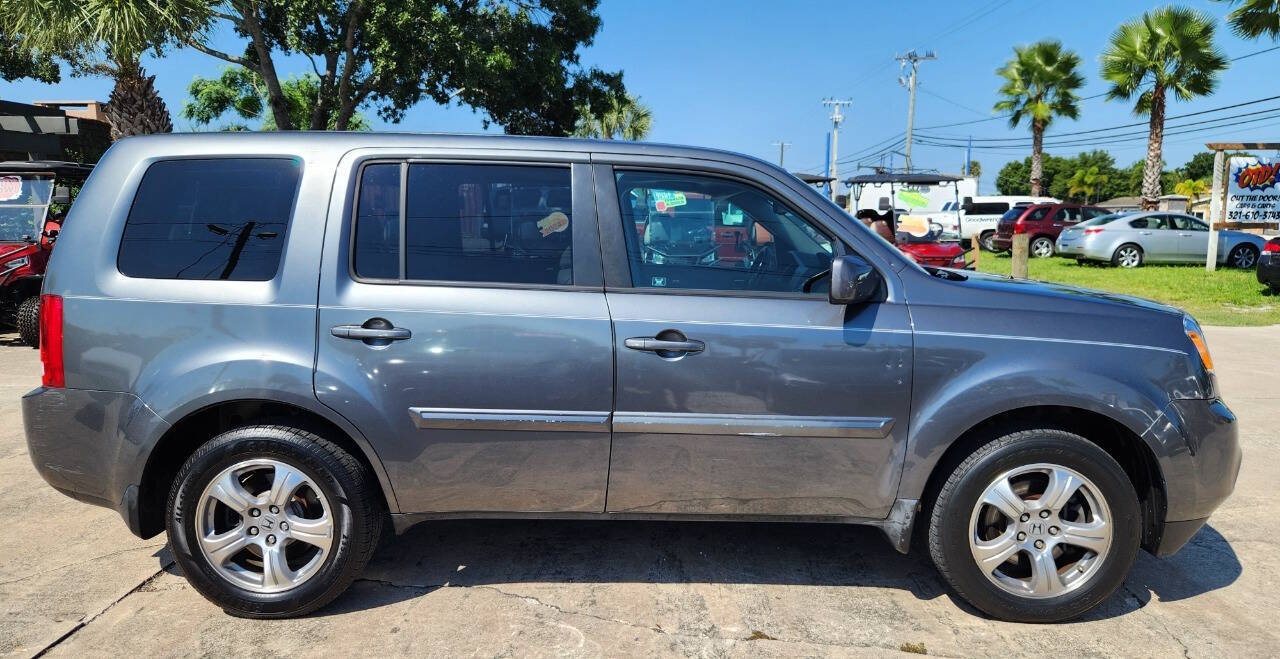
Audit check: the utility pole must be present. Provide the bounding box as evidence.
[895,49,935,172]
[771,141,792,167]
[822,98,852,200]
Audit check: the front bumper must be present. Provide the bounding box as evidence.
[1258,251,1280,288]
[1152,398,1242,555]
[23,386,170,537]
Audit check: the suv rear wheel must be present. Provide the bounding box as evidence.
[166,425,381,618]
[928,429,1140,622]
[1030,236,1055,258]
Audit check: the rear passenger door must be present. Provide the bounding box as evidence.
[315,154,614,513]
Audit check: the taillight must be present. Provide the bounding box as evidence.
[1265,241,1280,253]
[1084,228,1104,235]
[1013,219,1027,234]
[39,294,64,388]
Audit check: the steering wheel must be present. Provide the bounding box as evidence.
[745,243,778,289]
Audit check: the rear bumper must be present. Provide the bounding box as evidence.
[991,235,1012,251]
[22,386,169,537]
[1258,252,1280,287]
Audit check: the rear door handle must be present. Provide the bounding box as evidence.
[331,318,412,344]
[332,326,411,340]
[624,337,705,354]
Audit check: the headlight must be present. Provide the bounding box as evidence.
[1183,314,1214,372]
[2,256,29,269]
[700,250,717,265]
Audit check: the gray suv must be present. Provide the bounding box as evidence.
[23,133,1239,622]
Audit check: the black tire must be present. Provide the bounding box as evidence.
[979,231,996,252]
[928,429,1140,623]
[166,425,382,618]
[1110,243,1143,268]
[16,295,39,348]
[1030,236,1055,258]
[1227,244,1259,270]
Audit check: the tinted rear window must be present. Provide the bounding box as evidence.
[118,158,300,280]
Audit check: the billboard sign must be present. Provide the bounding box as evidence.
[1226,156,1280,223]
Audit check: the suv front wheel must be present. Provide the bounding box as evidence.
[166,425,382,618]
[928,429,1140,622]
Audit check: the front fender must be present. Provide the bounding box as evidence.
[897,358,1190,508]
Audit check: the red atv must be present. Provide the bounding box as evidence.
[0,161,92,347]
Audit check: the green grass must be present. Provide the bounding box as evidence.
[974,252,1280,326]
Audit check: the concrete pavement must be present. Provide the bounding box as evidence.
[0,326,1276,657]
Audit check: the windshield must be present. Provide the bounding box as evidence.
[0,174,53,243]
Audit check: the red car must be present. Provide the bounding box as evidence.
[857,210,970,269]
[992,202,1110,257]
[0,161,92,346]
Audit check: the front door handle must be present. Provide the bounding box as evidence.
[332,318,411,345]
[624,337,705,353]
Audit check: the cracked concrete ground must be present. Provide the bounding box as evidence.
[1,326,1277,657]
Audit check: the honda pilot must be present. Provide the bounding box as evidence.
[24,134,1239,622]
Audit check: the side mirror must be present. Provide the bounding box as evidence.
[877,197,891,211]
[829,255,882,305]
[51,186,71,205]
[962,196,973,206]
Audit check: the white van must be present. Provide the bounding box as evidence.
[938,195,1058,250]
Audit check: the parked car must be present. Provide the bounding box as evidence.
[939,195,1058,251]
[0,161,91,346]
[1057,211,1267,268]
[991,203,1110,257]
[25,134,1238,623]
[1257,236,1280,291]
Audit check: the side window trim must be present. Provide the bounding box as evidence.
[598,164,847,299]
[347,158,602,291]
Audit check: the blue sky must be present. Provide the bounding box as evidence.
[4,0,1278,191]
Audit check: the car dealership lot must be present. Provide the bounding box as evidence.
[1,327,1277,658]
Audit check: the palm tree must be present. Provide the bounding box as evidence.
[7,0,205,138]
[573,94,653,140]
[1068,166,1111,203]
[1213,0,1280,40]
[1174,177,1211,201]
[993,40,1084,196]
[1102,7,1228,210]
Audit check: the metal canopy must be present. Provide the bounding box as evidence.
[792,172,836,185]
[845,172,964,185]
[0,160,94,178]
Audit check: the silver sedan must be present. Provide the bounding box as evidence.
[1056,211,1267,268]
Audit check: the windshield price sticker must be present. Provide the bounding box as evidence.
[1226,156,1280,223]
[650,190,687,212]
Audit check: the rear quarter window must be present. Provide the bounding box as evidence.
[117,158,301,280]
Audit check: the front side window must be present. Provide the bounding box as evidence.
[118,158,300,280]
[614,170,834,294]
[1171,215,1208,231]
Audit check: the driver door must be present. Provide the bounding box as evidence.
[596,165,913,519]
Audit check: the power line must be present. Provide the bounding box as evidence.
[928,94,1280,142]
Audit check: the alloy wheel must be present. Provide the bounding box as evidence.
[1231,247,1257,269]
[1116,246,1141,268]
[194,458,334,593]
[1031,238,1054,258]
[968,463,1112,599]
